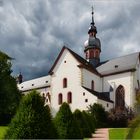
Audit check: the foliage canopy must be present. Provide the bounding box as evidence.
[0,51,21,125]
[5,91,57,139]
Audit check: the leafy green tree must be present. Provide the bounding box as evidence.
[5,91,57,139]
[88,103,108,128]
[54,102,82,139]
[0,51,21,125]
[73,109,91,138]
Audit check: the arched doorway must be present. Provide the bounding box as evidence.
[115,85,125,110]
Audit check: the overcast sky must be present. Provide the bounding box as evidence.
[0,0,140,81]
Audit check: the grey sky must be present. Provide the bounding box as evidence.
[0,0,140,80]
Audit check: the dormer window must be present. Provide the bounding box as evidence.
[115,65,118,68]
[63,78,67,88]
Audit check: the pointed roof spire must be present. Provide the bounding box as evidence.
[91,6,95,26]
[88,6,97,34]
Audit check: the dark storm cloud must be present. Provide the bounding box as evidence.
[0,0,140,80]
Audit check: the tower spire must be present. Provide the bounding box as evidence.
[91,6,95,26]
[84,6,101,67]
[88,6,97,34]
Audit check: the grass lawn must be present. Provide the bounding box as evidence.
[109,128,128,139]
[133,128,140,139]
[109,128,140,139]
[0,126,8,139]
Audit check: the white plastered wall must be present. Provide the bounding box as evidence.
[82,69,102,92]
[51,49,98,116]
[132,57,140,107]
[98,99,113,111]
[103,72,133,108]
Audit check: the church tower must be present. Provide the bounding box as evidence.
[84,7,101,67]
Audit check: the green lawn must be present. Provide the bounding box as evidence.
[109,128,128,139]
[0,126,8,139]
[109,128,140,139]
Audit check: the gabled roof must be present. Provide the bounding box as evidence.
[97,52,140,76]
[18,75,51,92]
[49,46,100,76]
[83,86,114,103]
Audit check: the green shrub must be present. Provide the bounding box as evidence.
[126,115,140,139]
[82,110,95,133]
[5,90,57,139]
[73,109,91,138]
[107,109,128,128]
[88,103,108,128]
[54,102,82,139]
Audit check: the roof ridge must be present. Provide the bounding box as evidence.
[49,46,100,76]
[107,52,139,61]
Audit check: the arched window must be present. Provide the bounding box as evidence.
[115,85,125,110]
[63,78,67,88]
[67,92,72,103]
[58,93,63,105]
[91,80,94,90]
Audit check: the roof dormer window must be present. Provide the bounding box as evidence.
[115,65,118,68]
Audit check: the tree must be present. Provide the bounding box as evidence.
[0,51,21,125]
[54,102,82,139]
[88,103,108,128]
[5,90,57,139]
[126,91,140,139]
[73,109,91,138]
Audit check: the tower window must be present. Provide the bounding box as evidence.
[95,50,99,58]
[90,50,94,58]
[67,92,72,104]
[91,80,94,90]
[58,93,63,105]
[63,78,67,88]
[83,92,85,96]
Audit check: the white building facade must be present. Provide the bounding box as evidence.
[18,10,140,116]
